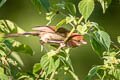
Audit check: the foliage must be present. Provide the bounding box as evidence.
[1,0,120,80]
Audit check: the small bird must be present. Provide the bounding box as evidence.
[5,26,87,47]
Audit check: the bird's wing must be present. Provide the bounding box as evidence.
[32,26,56,33]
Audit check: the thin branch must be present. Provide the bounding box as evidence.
[35,70,43,80]
[56,25,75,54]
[55,16,84,54]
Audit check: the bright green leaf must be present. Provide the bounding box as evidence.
[77,24,87,35]
[0,67,9,80]
[40,54,54,75]
[33,63,41,73]
[97,0,112,13]
[40,51,60,76]
[65,2,76,15]
[66,16,75,24]
[47,57,54,75]
[0,0,6,8]
[54,58,60,69]
[56,19,66,31]
[0,20,25,34]
[0,67,4,73]
[117,36,120,44]
[78,0,95,21]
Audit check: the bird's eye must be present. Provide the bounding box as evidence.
[77,40,80,42]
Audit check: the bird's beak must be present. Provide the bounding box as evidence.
[80,40,87,44]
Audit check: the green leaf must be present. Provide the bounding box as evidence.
[54,58,60,69]
[32,0,41,10]
[33,63,41,73]
[77,24,87,35]
[58,52,74,71]
[40,0,50,12]
[117,36,120,44]
[97,31,111,51]
[89,33,103,57]
[97,0,112,13]
[0,67,9,80]
[65,2,76,15]
[55,1,65,9]
[66,16,75,24]
[32,0,50,12]
[56,19,66,31]
[4,39,34,56]
[0,67,4,73]
[40,51,59,76]
[78,0,95,21]
[0,20,25,34]
[47,57,54,75]
[85,66,100,80]
[0,0,6,8]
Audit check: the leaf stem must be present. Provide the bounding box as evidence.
[49,70,56,80]
[35,70,43,80]
[78,16,83,24]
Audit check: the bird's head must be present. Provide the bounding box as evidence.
[67,33,87,47]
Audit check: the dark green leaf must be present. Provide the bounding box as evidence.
[33,63,41,73]
[89,34,103,57]
[78,0,94,21]
[97,31,111,51]
[40,0,50,12]
[32,0,50,12]
[0,0,6,8]
[0,20,25,34]
[85,66,100,80]
[4,39,34,56]
[97,0,112,13]
[12,42,34,56]
[65,2,76,15]
[31,0,41,10]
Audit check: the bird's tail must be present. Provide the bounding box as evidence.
[5,32,40,38]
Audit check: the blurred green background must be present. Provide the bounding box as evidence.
[0,0,120,79]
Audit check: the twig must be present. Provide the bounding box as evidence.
[56,26,75,54]
[35,70,43,80]
[111,41,120,49]
[56,16,83,54]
